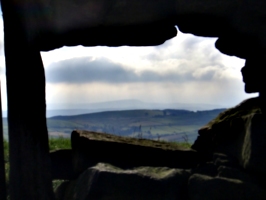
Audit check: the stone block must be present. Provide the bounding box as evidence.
[71,130,201,175]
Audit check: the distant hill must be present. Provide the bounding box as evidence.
[43,99,226,117]
[47,108,226,143]
[1,99,227,118]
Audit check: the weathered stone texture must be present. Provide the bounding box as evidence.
[71,130,201,175]
[188,174,266,200]
[192,97,266,183]
[52,98,266,199]
[55,163,190,200]
[192,97,262,156]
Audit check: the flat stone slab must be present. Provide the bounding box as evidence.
[55,163,190,200]
[71,130,202,174]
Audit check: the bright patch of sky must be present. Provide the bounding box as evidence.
[0,18,257,111]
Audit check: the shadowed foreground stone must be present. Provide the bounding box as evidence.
[192,97,262,157]
[50,149,76,180]
[188,174,266,200]
[71,130,202,175]
[190,97,266,199]
[55,163,190,200]
[192,97,266,180]
[53,99,266,199]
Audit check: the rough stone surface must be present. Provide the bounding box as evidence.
[192,97,266,181]
[55,163,190,200]
[188,97,266,200]
[71,130,201,175]
[240,113,266,177]
[217,166,259,184]
[188,174,266,200]
[192,97,262,155]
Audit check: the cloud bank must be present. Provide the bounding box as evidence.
[42,30,255,108]
[45,31,240,86]
[45,55,234,85]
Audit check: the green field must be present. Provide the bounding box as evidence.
[2,109,225,143]
[47,109,225,143]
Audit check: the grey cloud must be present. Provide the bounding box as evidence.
[45,57,201,84]
[144,52,165,62]
[46,57,134,83]
[183,36,204,50]
[192,67,217,81]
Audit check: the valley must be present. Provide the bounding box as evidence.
[46,108,225,143]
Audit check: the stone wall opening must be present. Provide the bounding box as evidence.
[40,28,256,143]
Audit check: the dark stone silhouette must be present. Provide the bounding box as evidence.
[50,149,76,180]
[71,130,201,174]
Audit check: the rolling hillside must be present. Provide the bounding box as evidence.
[47,109,225,143]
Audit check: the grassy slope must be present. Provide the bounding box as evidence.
[47,109,225,143]
[2,109,225,142]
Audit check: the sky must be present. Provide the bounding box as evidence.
[0,16,257,111]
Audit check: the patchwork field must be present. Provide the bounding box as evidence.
[46,109,225,143]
